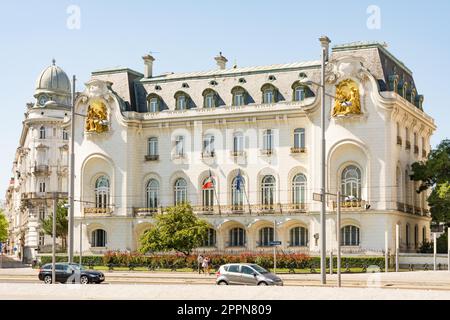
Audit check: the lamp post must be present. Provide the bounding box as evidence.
[68,75,76,263]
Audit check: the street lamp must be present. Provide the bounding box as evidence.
[300,36,331,285]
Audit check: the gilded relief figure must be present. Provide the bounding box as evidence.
[85,100,108,133]
[332,79,362,117]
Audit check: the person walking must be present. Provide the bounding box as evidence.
[202,256,211,276]
[197,254,204,274]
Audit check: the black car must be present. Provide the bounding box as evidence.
[38,263,105,284]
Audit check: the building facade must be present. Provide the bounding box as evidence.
[5,61,71,262]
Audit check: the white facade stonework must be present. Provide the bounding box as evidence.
[5,62,71,262]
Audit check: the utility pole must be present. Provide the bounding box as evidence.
[385,230,389,273]
[336,191,341,288]
[68,75,76,263]
[273,219,277,275]
[319,35,331,285]
[52,193,57,284]
[395,224,399,272]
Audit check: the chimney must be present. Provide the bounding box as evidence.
[214,52,228,70]
[142,54,155,78]
[319,36,331,62]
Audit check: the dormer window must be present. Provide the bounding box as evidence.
[261,84,278,104]
[294,87,306,101]
[231,86,247,106]
[147,94,162,113]
[203,89,218,109]
[174,91,191,110]
[182,83,189,89]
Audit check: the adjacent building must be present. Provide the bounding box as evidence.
[5,61,71,262]
[70,41,436,256]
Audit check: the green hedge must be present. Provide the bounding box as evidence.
[37,252,386,271]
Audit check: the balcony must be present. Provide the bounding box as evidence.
[260,149,274,156]
[397,136,403,146]
[33,165,50,176]
[396,202,430,217]
[230,151,246,157]
[201,151,215,159]
[414,145,419,155]
[291,147,307,154]
[145,155,160,162]
[405,141,411,150]
[84,207,113,217]
[133,207,160,217]
[332,200,366,211]
[191,203,309,216]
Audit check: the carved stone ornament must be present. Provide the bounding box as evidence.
[332,79,362,117]
[85,99,109,133]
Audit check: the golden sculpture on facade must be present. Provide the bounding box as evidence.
[85,100,109,133]
[332,79,362,117]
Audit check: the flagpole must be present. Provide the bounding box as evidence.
[243,185,252,215]
[213,185,222,215]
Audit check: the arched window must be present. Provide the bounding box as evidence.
[148,137,158,156]
[406,224,410,248]
[174,178,187,205]
[294,128,306,149]
[39,126,46,139]
[95,176,110,209]
[341,226,360,246]
[147,94,161,113]
[92,229,107,247]
[62,128,69,140]
[233,132,244,155]
[174,91,191,110]
[203,134,215,157]
[422,226,427,244]
[231,175,245,211]
[202,89,218,108]
[202,177,215,210]
[292,174,307,209]
[341,165,362,200]
[396,167,402,203]
[263,129,274,153]
[259,227,274,247]
[261,175,276,209]
[146,179,159,209]
[231,86,247,106]
[290,227,308,247]
[202,228,216,247]
[229,228,246,247]
[261,84,278,104]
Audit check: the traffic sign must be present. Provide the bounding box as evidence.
[313,193,323,202]
[270,241,282,246]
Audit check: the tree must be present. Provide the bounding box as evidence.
[40,201,68,250]
[139,204,210,256]
[411,139,450,223]
[0,211,8,243]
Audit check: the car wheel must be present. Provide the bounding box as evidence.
[258,282,268,286]
[218,281,228,286]
[43,275,52,284]
[80,276,90,285]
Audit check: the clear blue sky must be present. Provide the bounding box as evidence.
[1,0,449,198]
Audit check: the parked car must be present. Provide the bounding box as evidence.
[216,263,283,286]
[38,263,105,284]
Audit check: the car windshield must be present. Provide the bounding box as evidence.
[250,264,269,274]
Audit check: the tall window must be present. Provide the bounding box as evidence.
[263,129,273,152]
[148,137,158,156]
[231,176,245,210]
[341,226,360,246]
[341,165,362,200]
[202,228,216,247]
[259,227,274,247]
[294,128,305,149]
[146,179,159,209]
[39,181,46,193]
[39,126,46,139]
[39,232,45,246]
[95,176,110,209]
[233,132,244,155]
[202,177,215,209]
[290,227,308,247]
[174,178,187,205]
[148,98,159,113]
[414,225,419,248]
[175,136,185,157]
[261,175,276,209]
[263,90,274,104]
[39,207,46,221]
[203,134,215,157]
[92,229,107,247]
[422,226,427,244]
[176,94,187,110]
[229,228,246,247]
[294,86,306,101]
[62,128,69,140]
[292,174,307,208]
[406,224,410,247]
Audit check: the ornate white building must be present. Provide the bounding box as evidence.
[5,61,71,262]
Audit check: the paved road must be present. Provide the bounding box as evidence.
[1,283,450,300]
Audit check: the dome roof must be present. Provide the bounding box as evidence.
[35,60,71,95]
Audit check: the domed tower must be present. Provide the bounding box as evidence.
[33,59,72,108]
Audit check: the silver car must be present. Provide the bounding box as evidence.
[216,263,283,286]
